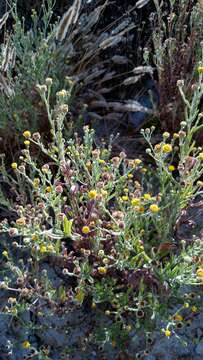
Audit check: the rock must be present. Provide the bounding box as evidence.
[195,339,203,355]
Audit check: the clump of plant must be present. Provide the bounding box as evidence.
[144,0,203,132]
[0,66,203,350]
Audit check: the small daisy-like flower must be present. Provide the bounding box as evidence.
[173,314,183,322]
[98,266,107,275]
[149,204,159,213]
[197,66,203,74]
[122,195,129,201]
[183,302,189,308]
[143,193,151,200]
[191,306,198,313]
[198,152,203,160]
[134,159,142,166]
[22,340,31,349]
[82,225,90,234]
[168,165,175,172]
[45,186,51,193]
[24,140,30,146]
[88,190,97,199]
[164,329,171,337]
[16,217,26,226]
[131,198,140,206]
[39,244,47,253]
[11,162,18,170]
[196,268,203,278]
[162,144,172,153]
[2,250,8,258]
[23,130,31,139]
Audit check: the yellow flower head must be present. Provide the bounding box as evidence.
[164,329,171,337]
[24,140,30,146]
[88,190,97,200]
[191,306,198,313]
[16,217,26,226]
[2,250,8,258]
[98,266,107,275]
[11,162,18,170]
[82,225,90,234]
[45,186,51,193]
[39,244,47,253]
[122,195,129,201]
[23,130,31,139]
[162,144,172,153]
[198,66,203,74]
[149,204,159,213]
[131,198,140,206]
[168,165,175,172]
[143,193,151,200]
[198,152,203,160]
[134,159,142,166]
[196,268,203,278]
[173,314,183,322]
[22,340,31,349]
[33,178,40,189]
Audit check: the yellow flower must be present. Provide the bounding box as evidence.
[162,144,172,153]
[86,161,92,170]
[24,140,30,146]
[173,314,183,322]
[122,195,129,201]
[11,162,18,170]
[196,268,203,278]
[139,206,145,213]
[47,244,54,252]
[45,186,51,193]
[127,173,133,179]
[2,250,8,258]
[173,133,179,139]
[143,193,151,200]
[131,198,140,206]
[98,159,105,164]
[101,189,108,197]
[198,152,203,160]
[134,159,142,166]
[98,266,107,275]
[164,329,171,337]
[168,165,175,172]
[183,302,189,308]
[191,306,198,313]
[31,234,38,241]
[16,217,26,226]
[197,66,203,74]
[22,340,31,349]
[140,168,147,174]
[82,225,90,234]
[39,245,47,253]
[33,178,40,189]
[23,130,31,139]
[123,188,129,193]
[88,190,97,199]
[149,204,159,213]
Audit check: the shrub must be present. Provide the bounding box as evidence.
[0,66,203,347]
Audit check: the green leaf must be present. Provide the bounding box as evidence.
[63,216,73,237]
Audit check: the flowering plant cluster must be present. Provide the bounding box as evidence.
[0,68,203,352]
